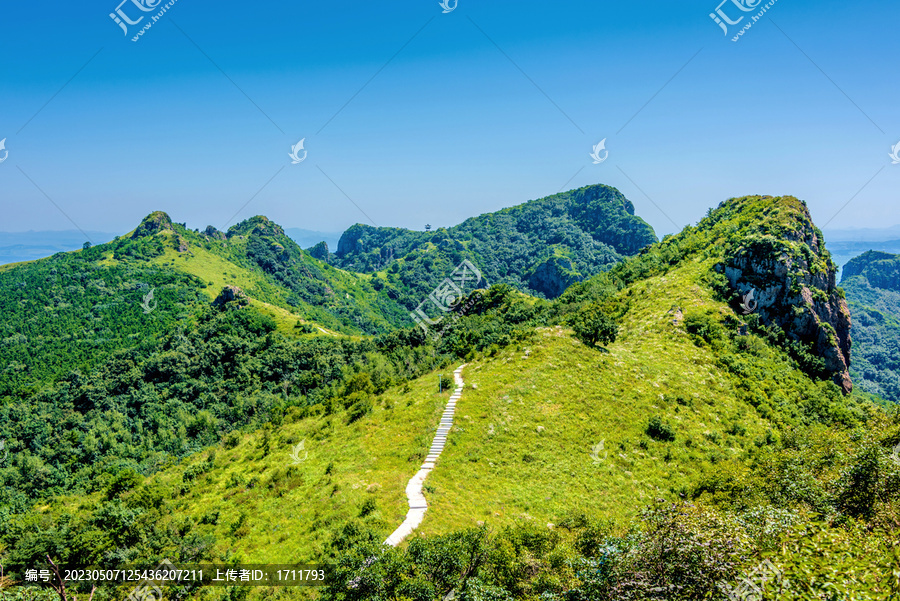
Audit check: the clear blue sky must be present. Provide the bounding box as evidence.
[1,0,897,239]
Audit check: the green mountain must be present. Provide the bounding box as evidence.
[2,193,899,601]
[328,184,658,300]
[841,250,900,403]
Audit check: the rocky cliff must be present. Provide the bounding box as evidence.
[714,196,852,393]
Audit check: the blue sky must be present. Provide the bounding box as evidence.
[1,0,898,240]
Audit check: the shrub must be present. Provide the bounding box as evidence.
[223,431,241,449]
[570,303,618,348]
[347,399,373,424]
[359,498,377,517]
[647,416,676,442]
[684,310,725,347]
[105,469,143,500]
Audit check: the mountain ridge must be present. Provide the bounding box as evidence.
[330,184,658,299]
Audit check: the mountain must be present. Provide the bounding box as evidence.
[0,230,118,265]
[329,184,658,300]
[841,250,900,403]
[1,193,898,601]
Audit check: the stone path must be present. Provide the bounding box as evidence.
[384,364,465,547]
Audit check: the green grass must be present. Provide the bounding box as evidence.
[419,260,773,534]
[39,363,456,552]
[36,254,843,575]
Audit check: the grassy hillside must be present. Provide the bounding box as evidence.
[134,212,408,334]
[422,260,777,534]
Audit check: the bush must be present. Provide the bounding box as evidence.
[347,399,373,424]
[570,303,618,348]
[359,498,377,517]
[684,310,725,347]
[439,374,454,392]
[223,431,241,449]
[647,416,676,442]
[105,470,143,500]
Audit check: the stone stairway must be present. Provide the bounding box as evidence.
[384,364,465,547]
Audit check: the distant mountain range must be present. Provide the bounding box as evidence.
[6,222,897,274]
[284,228,343,251]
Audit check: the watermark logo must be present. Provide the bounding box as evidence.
[126,559,175,601]
[590,440,607,464]
[110,0,160,35]
[0,439,8,463]
[719,559,784,601]
[439,0,458,13]
[0,138,8,163]
[290,440,308,464]
[110,0,180,42]
[740,289,758,314]
[411,259,487,342]
[710,0,777,41]
[590,138,608,164]
[140,287,158,314]
[289,138,308,164]
[891,442,900,466]
[890,141,900,165]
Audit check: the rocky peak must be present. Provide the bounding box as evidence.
[336,224,374,256]
[204,225,226,240]
[715,196,852,393]
[132,211,174,239]
[308,241,329,261]
[227,216,285,238]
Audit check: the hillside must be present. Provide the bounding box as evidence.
[841,250,900,403]
[328,184,657,301]
[0,210,414,401]
[2,194,900,601]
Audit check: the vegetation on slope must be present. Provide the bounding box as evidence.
[842,250,900,403]
[329,184,658,301]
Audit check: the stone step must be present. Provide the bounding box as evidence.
[385,364,466,548]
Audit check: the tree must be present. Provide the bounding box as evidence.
[570,303,618,347]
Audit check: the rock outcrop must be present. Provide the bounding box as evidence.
[213,285,249,308]
[528,256,582,298]
[204,225,226,240]
[717,199,852,393]
[308,241,329,261]
[132,211,174,239]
